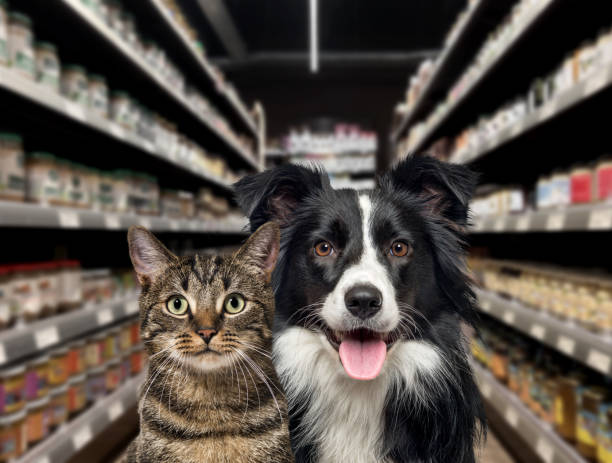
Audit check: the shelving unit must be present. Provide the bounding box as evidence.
[0,297,139,366]
[476,288,612,375]
[0,201,248,233]
[17,371,145,463]
[391,0,514,143]
[54,0,259,171]
[0,70,234,191]
[473,363,588,463]
[145,0,257,136]
[471,203,612,233]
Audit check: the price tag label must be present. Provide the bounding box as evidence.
[480,382,492,399]
[529,324,546,340]
[143,141,155,153]
[480,299,492,313]
[502,311,515,325]
[97,308,113,326]
[510,121,523,138]
[587,349,611,374]
[139,218,151,229]
[104,214,121,229]
[536,438,554,463]
[557,335,576,355]
[35,325,59,349]
[65,102,86,121]
[515,215,531,232]
[108,401,124,421]
[585,69,608,96]
[58,210,80,228]
[538,103,555,122]
[109,124,126,140]
[125,300,139,315]
[0,343,6,364]
[546,212,565,231]
[504,407,519,428]
[169,221,180,231]
[72,426,92,450]
[493,217,505,232]
[588,208,612,230]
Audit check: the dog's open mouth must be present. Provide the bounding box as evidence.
[324,328,393,381]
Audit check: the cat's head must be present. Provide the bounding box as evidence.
[127,222,280,373]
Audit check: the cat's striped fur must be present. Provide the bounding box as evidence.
[125,222,293,463]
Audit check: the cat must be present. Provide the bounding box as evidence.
[124,222,294,463]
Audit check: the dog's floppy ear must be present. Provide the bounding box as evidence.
[383,155,478,225]
[234,164,327,231]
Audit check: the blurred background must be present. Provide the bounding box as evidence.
[0,0,611,462]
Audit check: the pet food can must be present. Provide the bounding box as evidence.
[25,152,62,206]
[86,366,106,402]
[85,333,105,369]
[88,74,108,119]
[25,395,50,445]
[35,41,60,92]
[0,366,25,415]
[130,346,143,375]
[571,166,594,204]
[67,340,87,376]
[7,12,34,79]
[24,355,49,401]
[103,328,120,361]
[61,64,88,106]
[577,386,609,459]
[0,410,26,461]
[0,0,8,65]
[48,384,68,429]
[105,359,121,392]
[48,347,69,387]
[67,374,86,415]
[119,324,132,352]
[0,132,26,202]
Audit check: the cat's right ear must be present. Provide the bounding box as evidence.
[127,226,177,285]
[233,164,329,232]
[235,222,280,282]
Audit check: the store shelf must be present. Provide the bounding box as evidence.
[471,203,612,234]
[391,0,513,142]
[476,288,612,375]
[410,0,559,153]
[145,0,257,136]
[454,61,612,165]
[0,201,248,234]
[58,0,259,171]
[18,371,144,463]
[0,296,139,367]
[473,363,587,463]
[0,69,234,192]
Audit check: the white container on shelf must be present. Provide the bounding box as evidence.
[35,42,60,93]
[7,12,35,79]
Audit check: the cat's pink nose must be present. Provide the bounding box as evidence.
[197,329,218,344]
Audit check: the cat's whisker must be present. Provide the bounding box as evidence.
[233,354,250,421]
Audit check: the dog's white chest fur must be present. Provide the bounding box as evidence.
[274,327,442,463]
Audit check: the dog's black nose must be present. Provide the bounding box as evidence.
[345,285,383,319]
[197,328,218,344]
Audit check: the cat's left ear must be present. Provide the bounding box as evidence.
[128,226,178,285]
[235,222,280,282]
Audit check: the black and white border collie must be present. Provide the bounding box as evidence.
[234,155,486,463]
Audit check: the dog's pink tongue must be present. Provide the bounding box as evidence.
[339,336,387,381]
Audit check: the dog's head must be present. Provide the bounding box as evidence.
[234,155,477,381]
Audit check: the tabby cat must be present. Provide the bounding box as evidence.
[125,222,293,463]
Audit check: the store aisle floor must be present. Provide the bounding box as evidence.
[480,432,516,463]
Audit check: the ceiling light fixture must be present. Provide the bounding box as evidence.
[309,0,319,73]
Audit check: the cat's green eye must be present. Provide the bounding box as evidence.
[224,293,245,314]
[166,296,189,316]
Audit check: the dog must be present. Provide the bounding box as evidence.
[234,155,485,463]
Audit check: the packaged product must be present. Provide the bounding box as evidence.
[0,410,26,461]
[65,162,88,208]
[11,264,41,321]
[85,366,106,402]
[570,167,593,204]
[85,333,105,369]
[48,347,69,387]
[578,387,610,460]
[24,355,49,401]
[25,152,62,206]
[130,345,143,375]
[105,359,121,392]
[61,65,89,106]
[0,267,13,329]
[0,132,25,201]
[88,74,109,118]
[34,42,60,92]
[67,374,86,415]
[110,91,131,129]
[37,262,59,316]
[97,171,116,211]
[48,384,68,429]
[103,328,119,361]
[0,366,25,415]
[57,260,82,311]
[25,395,51,445]
[7,12,35,79]
[596,159,612,201]
[67,340,87,376]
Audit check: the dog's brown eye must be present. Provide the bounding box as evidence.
[314,241,333,257]
[390,241,411,257]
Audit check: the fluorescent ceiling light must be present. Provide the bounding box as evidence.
[309,0,319,73]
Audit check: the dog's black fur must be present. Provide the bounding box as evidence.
[234,155,486,463]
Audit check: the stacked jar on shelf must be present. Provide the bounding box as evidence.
[473,319,612,462]
[470,258,612,332]
[0,6,250,182]
[0,321,144,462]
[0,262,136,331]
